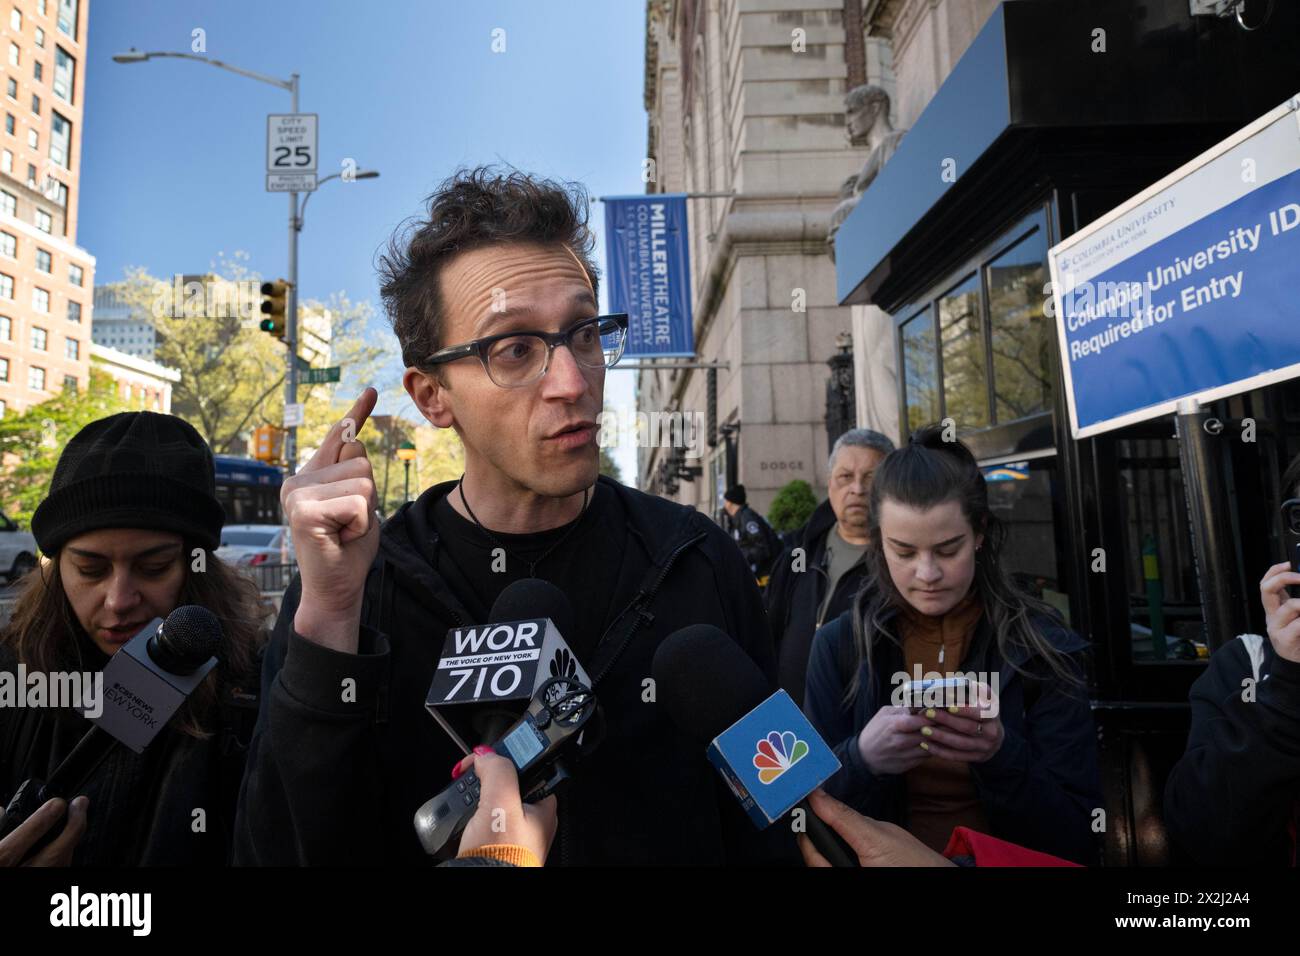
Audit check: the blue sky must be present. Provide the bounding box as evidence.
[80,0,645,482]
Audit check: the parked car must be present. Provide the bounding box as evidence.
[0,510,38,583]
[216,525,294,575]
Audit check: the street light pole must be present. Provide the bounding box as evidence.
[286,73,300,474]
[113,50,380,477]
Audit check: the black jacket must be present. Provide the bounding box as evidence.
[803,605,1102,865]
[0,637,257,866]
[765,499,869,708]
[1164,635,1300,866]
[726,505,781,580]
[233,476,793,866]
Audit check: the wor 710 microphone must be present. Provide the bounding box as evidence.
[413,673,596,858]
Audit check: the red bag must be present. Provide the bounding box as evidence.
[942,826,1083,867]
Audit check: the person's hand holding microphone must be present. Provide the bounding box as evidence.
[453,750,558,867]
[283,388,381,653]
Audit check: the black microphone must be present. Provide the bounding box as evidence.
[425,578,589,754]
[0,605,223,845]
[652,624,861,867]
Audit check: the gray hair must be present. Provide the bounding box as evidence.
[828,428,896,472]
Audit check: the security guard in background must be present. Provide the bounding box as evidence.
[722,484,782,590]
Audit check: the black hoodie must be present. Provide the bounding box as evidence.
[232,476,795,866]
[765,499,869,708]
[1164,635,1300,866]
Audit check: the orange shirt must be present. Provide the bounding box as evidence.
[899,592,990,852]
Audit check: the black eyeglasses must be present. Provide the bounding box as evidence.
[421,313,629,388]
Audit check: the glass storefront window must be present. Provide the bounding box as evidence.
[938,273,988,430]
[1115,432,1204,662]
[982,457,1068,624]
[902,308,938,432]
[987,230,1053,423]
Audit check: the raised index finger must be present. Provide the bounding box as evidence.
[300,387,378,474]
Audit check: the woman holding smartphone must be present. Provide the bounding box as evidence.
[803,425,1101,864]
[0,412,266,866]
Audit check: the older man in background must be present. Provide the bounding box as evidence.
[765,429,895,708]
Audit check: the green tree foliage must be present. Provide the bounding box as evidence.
[0,368,131,527]
[599,445,622,483]
[114,257,393,462]
[768,479,818,533]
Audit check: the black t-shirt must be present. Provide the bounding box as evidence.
[430,482,627,661]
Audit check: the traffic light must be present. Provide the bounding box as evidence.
[259,279,291,339]
[252,424,282,462]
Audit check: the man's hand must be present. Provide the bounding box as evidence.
[0,796,89,867]
[285,388,380,653]
[798,789,953,867]
[457,752,557,866]
[1260,561,1300,664]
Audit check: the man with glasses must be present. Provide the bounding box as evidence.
[234,167,787,866]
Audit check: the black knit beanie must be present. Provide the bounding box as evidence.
[31,412,225,554]
[724,484,747,506]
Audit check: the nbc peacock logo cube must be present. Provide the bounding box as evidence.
[754,731,809,783]
[706,689,841,828]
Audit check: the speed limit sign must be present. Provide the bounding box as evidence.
[266,113,318,192]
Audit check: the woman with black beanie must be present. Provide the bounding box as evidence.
[0,412,267,865]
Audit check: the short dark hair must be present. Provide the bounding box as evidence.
[378,165,601,369]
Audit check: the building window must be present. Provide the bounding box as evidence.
[0,190,13,217]
[62,373,75,392]
[4,113,13,135]
[35,247,50,272]
[0,399,6,418]
[29,93,38,115]
[8,43,18,68]
[901,308,938,433]
[38,0,46,17]
[68,262,81,285]
[0,273,12,299]
[57,0,75,39]
[0,315,9,339]
[27,366,43,390]
[897,210,1055,437]
[48,110,68,167]
[32,286,48,312]
[0,232,13,258]
[25,163,35,187]
[0,150,9,173]
[65,298,78,322]
[53,46,73,103]
[10,8,20,31]
[5,78,14,99]
[64,336,76,360]
[27,127,37,150]
[32,60,41,82]
[938,272,989,431]
[31,325,46,350]
[0,357,7,381]
[34,27,44,49]
[34,208,50,232]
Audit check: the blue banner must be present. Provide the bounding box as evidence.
[603,194,695,357]
[1049,100,1300,438]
